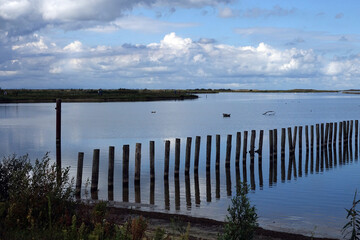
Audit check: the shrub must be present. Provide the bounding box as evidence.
[343,190,360,240]
[218,181,258,240]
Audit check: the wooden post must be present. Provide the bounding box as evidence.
[206,135,211,171]
[350,120,354,144]
[108,146,115,201]
[311,125,314,173]
[56,99,62,181]
[175,175,180,210]
[135,143,141,184]
[216,135,220,168]
[356,120,359,148]
[250,130,256,158]
[185,137,192,175]
[258,130,264,157]
[287,127,293,180]
[269,130,274,184]
[243,131,248,163]
[316,124,320,172]
[175,138,180,176]
[194,136,201,173]
[164,179,170,210]
[75,152,84,199]
[329,123,333,147]
[281,128,286,181]
[273,129,277,182]
[194,173,200,205]
[225,134,232,168]
[164,140,170,179]
[216,167,220,199]
[325,123,329,148]
[235,132,241,165]
[135,184,141,203]
[334,122,338,149]
[150,179,155,205]
[91,149,100,199]
[298,126,303,177]
[226,167,232,196]
[339,121,343,149]
[321,123,325,148]
[207,172,212,202]
[123,145,129,202]
[150,141,155,180]
[185,174,191,208]
[305,125,309,150]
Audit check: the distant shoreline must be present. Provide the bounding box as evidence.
[0,88,351,103]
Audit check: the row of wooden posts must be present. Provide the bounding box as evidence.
[74,119,359,205]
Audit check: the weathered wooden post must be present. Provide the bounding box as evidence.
[350,120,354,144]
[298,126,303,177]
[185,137,192,175]
[175,138,180,176]
[75,152,84,199]
[250,130,256,163]
[225,134,232,168]
[334,122,338,148]
[339,121,343,150]
[281,128,286,181]
[329,123,333,147]
[194,136,201,173]
[150,179,155,205]
[164,179,170,210]
[356,120,359,151]
[321,123,325,148]
[325,123,329,148]
[150,141,155,180]
[273,129,277,182]
[243,131,248,163]
[207,171,212,202]
[135,143,141,185]
[287,128,293,180]
[226,167,232,196]
[216,135,220,168]
[258,130,264,158]
[311,125,314,173]
[269,130,274,184]
[164,140,170,179]
[175,175,180,210]
[91,149,100,199]
[108,146,115,201]
[206,135,211,171]
[216,166,220,199]
[235,132,241,165]
[123,145,129,202]
[56,99,62,181]
[135,184,141,204]
[194,173,200,205]
[316,124,320,172]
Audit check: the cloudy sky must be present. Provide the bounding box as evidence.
[1,0,359,89]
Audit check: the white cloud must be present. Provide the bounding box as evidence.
[4,32,360,89]
[218,7,237,18]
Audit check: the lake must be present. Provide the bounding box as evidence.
[1,92,360,238]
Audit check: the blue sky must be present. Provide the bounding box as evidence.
[0,0,359,89]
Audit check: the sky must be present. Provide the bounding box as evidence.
[0,0,360,90]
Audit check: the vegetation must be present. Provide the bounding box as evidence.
[218,181,258,240]
[0,153,191,239]
[0,88,198,103]
[343,190,360,240]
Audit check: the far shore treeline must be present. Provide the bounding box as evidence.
[0,88,355,103]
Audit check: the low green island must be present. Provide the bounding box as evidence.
[0,88,349,103]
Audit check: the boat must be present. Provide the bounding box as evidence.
[223,113,231,117]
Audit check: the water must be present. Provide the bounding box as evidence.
[1,92,360,238]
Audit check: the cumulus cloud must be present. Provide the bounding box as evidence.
[0,0,231,36]
[240,5,296,18]
[218,7,238,18]
[3,32,359,89]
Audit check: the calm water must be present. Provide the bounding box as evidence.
[1,92,360,238]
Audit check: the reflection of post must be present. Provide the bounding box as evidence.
[185,174,191,209]
[185,137,192,175]
[325,123,329,148]
[273,129,277,183]
[316,124,320,172]
[194,136,201,174]
[194,173,200,206]
[235,132,241,165]
[216,167,220,199]
[320,124,324,171]
[269,130,274,185]
[123,145,129,202]
[207,171,212,202]
[175,175,180,210]
[175,138,180,177]
[292,127,297,178]
[225,135,232,168]
[226,166,232,196]
[329,123,333,148]
[135,183,141,204]
[328,143,333,169]
[339,122,343,165]
[236,164,240,189]
[75,152,84,200]
[150,178,155,205]
[206,135,211,171]
[164,140,170,179]
[164,178,170,210]
[311,125,314,173]
[91,149,100,200]
[281,128,286,182]
[216,135,220,169]
[298,126,302,177]
[250,162,255,190]
[108,146,115,201]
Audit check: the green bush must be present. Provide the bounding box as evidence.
[343,190,360,240]
[218,181,258,240]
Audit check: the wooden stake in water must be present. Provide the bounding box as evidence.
[164,140,170,179]
[225,134,232,168]
[281,128,286,181]
[194,136,201,174]
[150,141,155,180]
[235,132,241,165]
[91,149,100,199]
[175,138,180,176]
[75,152,84,199]
[206,135,211,171]
[135,143,141,185]
[185,137,192,175]
[108,146,115,201]
[122,145,129,202]
[56,99,62,182]
[243,131,248,164]
[216,134,220,168]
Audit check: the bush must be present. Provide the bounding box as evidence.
[343,190,360,240]
[218,181,258,240]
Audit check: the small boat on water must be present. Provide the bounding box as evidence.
[223,113,231,118]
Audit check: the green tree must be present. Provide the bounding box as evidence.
[218,182,258,240]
